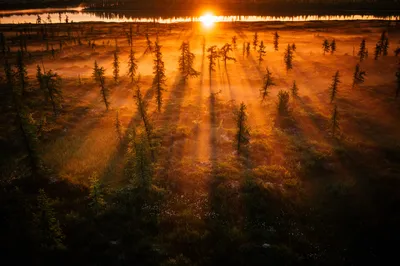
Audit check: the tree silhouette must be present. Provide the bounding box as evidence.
[322,39,330,55]
[133,77,154,160]
[235,102,250,154]
[88,174,105,216]
[330,104,339,137]
[153,41,166,112]
[396,64,400,99]
[246,42,251,57]
[284,44,294,72]
[394,47,400,57]
[16,50,28,95]
[207,45,219,85]
[115,110,122,142]
[144,33,153,55]
[291,43,296,52]
[5,59,38,175]
[257,40,266,65]
[127,47,138,83]
[273,31,279,51]
[374,43,381,60]
[42,69,63,117]
[34,189,65,250]
[260,68,276,102]
[352,64,366,89]
[358,39,367,62]
[178,41,199,80]
[291,80,299,98]
[232,35,237,50]
[219,43,236,68]
[329,71,340,103]
[128,133,153,188]
[113,50,120,84]
[330,39,336,54]
[277,90,290,116]
[380,31,389,56]
[253,32,258,51]
[92,61,110,110]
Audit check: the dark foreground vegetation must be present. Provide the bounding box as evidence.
[1,19,400,266]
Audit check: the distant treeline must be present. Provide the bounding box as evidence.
[83,0,400,16]
[1,0,400,14]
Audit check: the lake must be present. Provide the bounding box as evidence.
[0,8,399,24]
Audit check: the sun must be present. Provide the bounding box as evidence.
[199,12,216,28]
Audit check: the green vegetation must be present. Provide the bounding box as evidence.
[234,102,250,154]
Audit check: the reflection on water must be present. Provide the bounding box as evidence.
[0,10,399,24]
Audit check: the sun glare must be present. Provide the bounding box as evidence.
[200,12,216,28]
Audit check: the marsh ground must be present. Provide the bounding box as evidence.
[1,20,400,265]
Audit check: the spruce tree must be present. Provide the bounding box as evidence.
[0,32,6,55]
[219,43,236,68]
[34,189,65,250]
[246,42,250,57]
[253,32,258,51]
[178,41,199,80]
[330,39,336,54]
[232,35,237,50]
[113,50,120,84]
[394,47,400,57]
[4,59,14,88]
[329,71,340,103]
[93,61,110,110]
[207,45,219,85]
[5,60,38,175]
[291,43,296,52]
[129,134,152,188]
[330,104,339,136]
[133,78,154,160]
[352,63,366,89]
[127,47,138,83]
[374,43,381,60]
[322,39,330,55]
[380,31,389,56]
[395,64,400,99]
[277,90,290,116]
[291,80,299,98]
[153,41,166,112]
[257,40,266,65]
[358,39,367,62]
[260,68,275,102]
[88,174,105,215]
[36,65,46,101]
[42,70,63,117]
[144,33,153,55]
[273,31,279,51]
[16,50,28,95]
[235,102,250,154]
[284,44,294,72]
